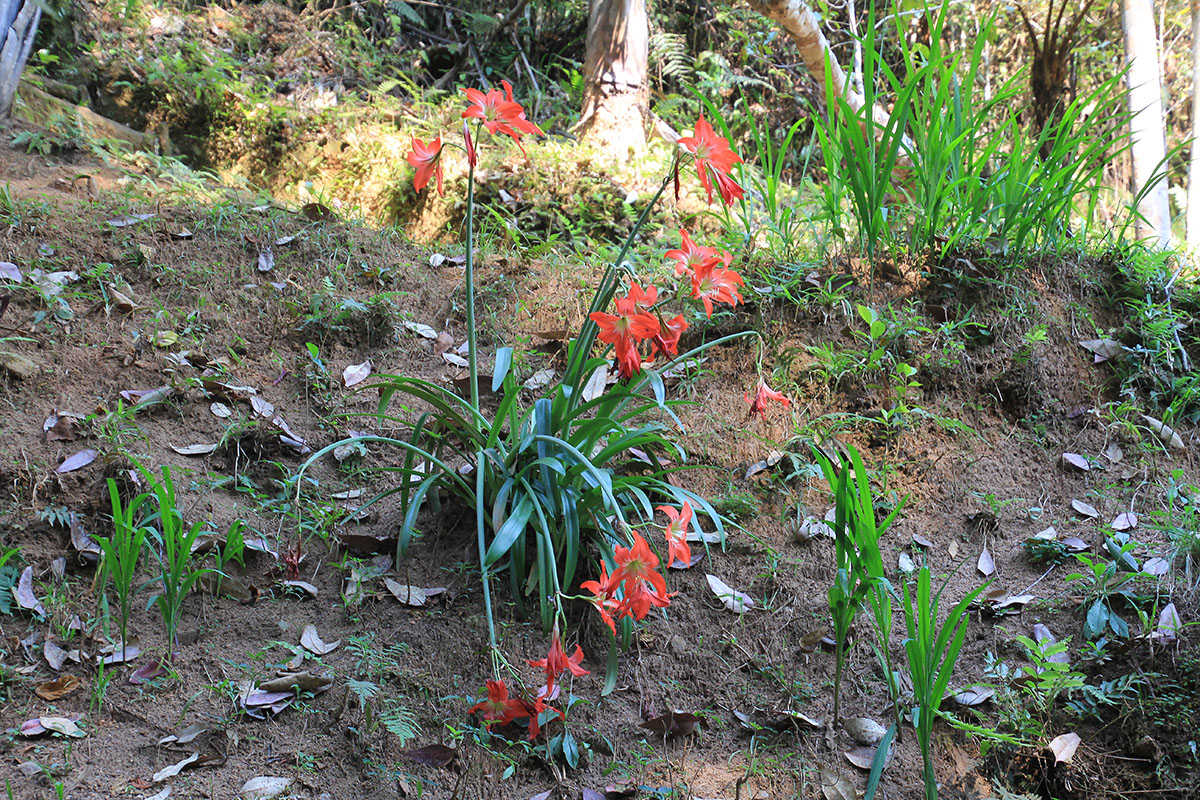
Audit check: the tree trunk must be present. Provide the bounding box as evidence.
[1187,0,1200,252]
[576,0,649,164]
[1122,0,1171,248]
[1,0,41,120]
[742,0,878,125]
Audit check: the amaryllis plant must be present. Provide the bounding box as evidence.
[299,82,790,756]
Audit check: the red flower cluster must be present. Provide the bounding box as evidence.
[581,530,675,635]
[677,116,745,205]
[468,678,565,740]
[590,230,746,380]
[406,79,542,194]
[588,281,669,380]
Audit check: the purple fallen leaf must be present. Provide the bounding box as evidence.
[257,248,275,272]
[343,360,371,387]
[16,566,46,616]
[130,659,170,685]
[402,744,457,768]
[1061,537,1089,553]
[98,645,140,665]
[56,449,97,473]
[0,261,22,282]
[20,718,48,736]
[669,553,704,570]
[1071,499,1099,519]
[1062,452,1090,471]
[243,690,294,708]
[977,545,995,577]
[1111,512,1138,531]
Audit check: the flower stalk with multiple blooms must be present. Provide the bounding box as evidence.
[404,83,791,747]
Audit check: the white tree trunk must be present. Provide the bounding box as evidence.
[1,0,41,119]
[1123,0,1172,248]
[1187,0,1200,252]
[741,0,911,166]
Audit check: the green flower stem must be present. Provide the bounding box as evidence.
[465,154,480,421]
[567,171,674,394]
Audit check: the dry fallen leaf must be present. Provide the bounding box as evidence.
[706,574,755,614]
[843,717,886,745]
[153,752,199,783]
[1141,415,1185,451]
[15,566,46,616]
[402,744,457,768]
[56,449,97,473]
[43,640,68,670]
[343,360,372,387]
[1152,602,1181,645]
[818,767,856,800]
[1062,452,1090,471]
[38,717,86,738]
[300,624,339,655]
[170,443,218,456]
[1071,499,1099,519]
[402,321,438,339]
[158,723,208,746]
[1143,556,1170,577]
[1111,512,1138,531]
[35,674,81,701]
[977,545,995,577]
[1048,731,1081,764]
[639,710,700,738]
[523,368,556,391]
[947,685,995,706]
[238,776,293,800]
[1078,338,1125,363]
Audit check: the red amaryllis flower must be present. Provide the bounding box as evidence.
[406,137,444,196]
[527,628,589,697]
[462,79,543,154]
[690,253,745,317]
[665,229,719,277]
[610,531,669,616]
[468,680,527,727]
[581,563,623,635]
[658,502,693,567]
[589,284,660,380]
[678,116,744,205]
[745,381,791,420]
[651,314,688,359]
